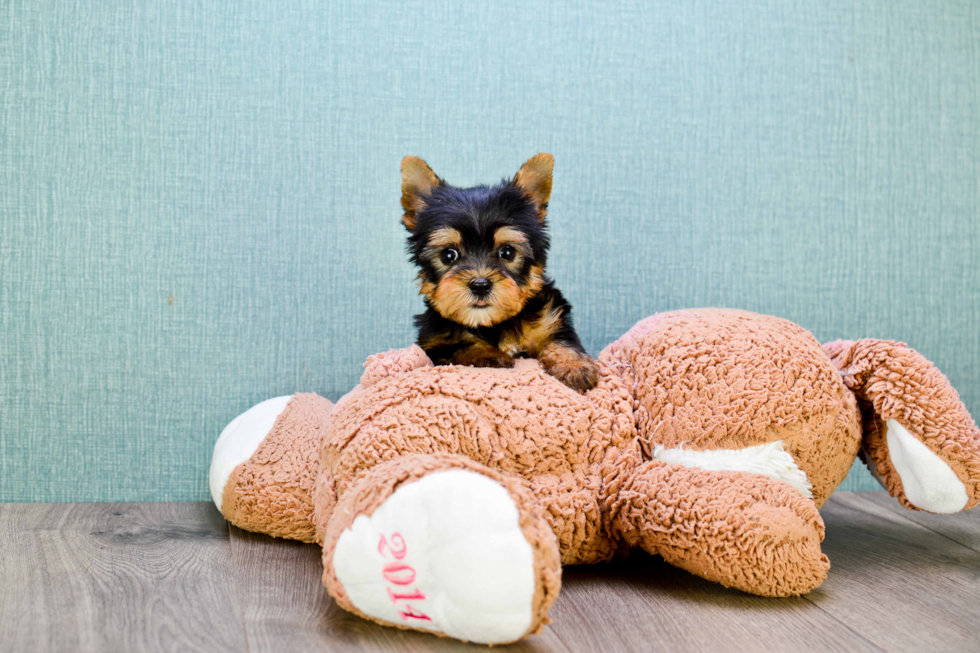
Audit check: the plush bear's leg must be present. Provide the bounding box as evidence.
[210,393,333,542]
[612,459,829,597]
[824,339,980,513]
[320,452,561,645]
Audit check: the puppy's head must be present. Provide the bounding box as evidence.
[402,154,553,328]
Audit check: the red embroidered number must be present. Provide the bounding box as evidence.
[377,533,407,560]
[398,604,432,622]
[388,588,426,602]
[377,533,430,622]
[382,563,416,586]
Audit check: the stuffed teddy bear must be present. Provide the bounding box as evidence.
[209,309,980,645]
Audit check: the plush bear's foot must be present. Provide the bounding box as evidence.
[322,453,561,644]
[209,393,333,543]
[825,338,980,513]
[210,395,293,509]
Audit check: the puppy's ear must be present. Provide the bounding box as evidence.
[401,156,442,231]
[513,153,554,221]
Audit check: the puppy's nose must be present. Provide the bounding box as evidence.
[468,277,493,296]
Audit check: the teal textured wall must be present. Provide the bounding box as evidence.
[1,1,978,502]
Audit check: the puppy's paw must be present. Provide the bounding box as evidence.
[470,351,516,369]
[539,344,598,392]
[454,346,516,369]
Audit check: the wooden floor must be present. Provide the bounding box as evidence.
[1,492,978,653]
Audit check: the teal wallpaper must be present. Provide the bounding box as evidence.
[1,1,978,502]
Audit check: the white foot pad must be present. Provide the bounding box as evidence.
[886,419,968,514]
[209,395,293,509]
[653,439,813,499]
[333,470,536,644]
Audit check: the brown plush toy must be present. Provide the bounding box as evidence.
[209,309,980,645]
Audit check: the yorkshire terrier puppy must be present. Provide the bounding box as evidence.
[401,153,599,392]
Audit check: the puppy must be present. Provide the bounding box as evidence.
[401,153,598,392]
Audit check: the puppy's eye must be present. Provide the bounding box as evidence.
[498,245,516,262]
[440,248,459,265]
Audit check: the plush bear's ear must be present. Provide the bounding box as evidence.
[401,156,442,231]
[361,345,432,386]
[513,153,554,221]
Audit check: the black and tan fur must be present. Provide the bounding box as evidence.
[401,153,598,392]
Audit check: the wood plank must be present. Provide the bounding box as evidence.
[229,524,876,652]
[849,491,980,554]
[0,502,84,531]
[5,495,978,652]
[550,553,881,653]
[807,493,980,652]
[228,526,570,653]
[0,502,247,653]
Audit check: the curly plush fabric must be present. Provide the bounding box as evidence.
[222,393,333,542]
[612,459,829,596]
[602,309,863,507]
[360,345,433,386]
[213,308,980,643]
[825,338,980,510]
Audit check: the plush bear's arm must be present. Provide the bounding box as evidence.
[824,339,980,513]
[611,459,829,596]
